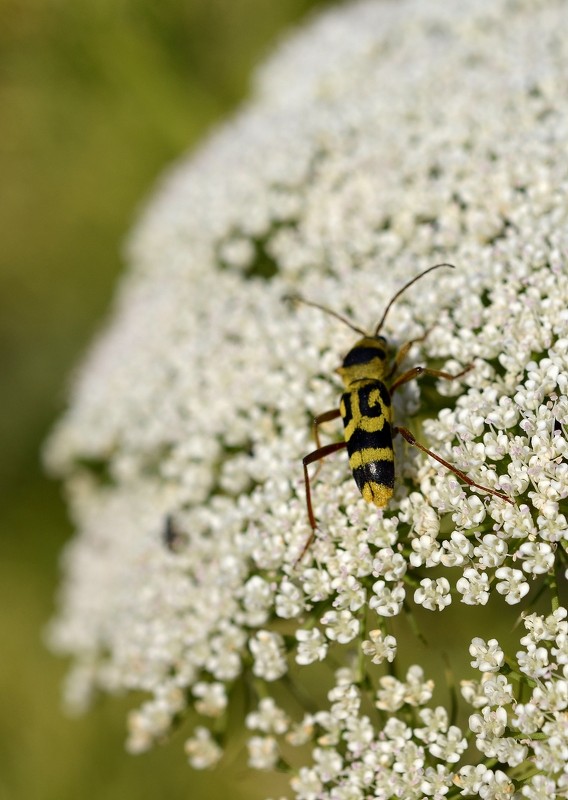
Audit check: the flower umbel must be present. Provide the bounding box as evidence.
[46,0,568,798]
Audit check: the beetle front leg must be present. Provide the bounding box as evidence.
[308,408,342,484]
[298,440,347,563]
[312,408,341,448]
[388,328,434,379]
[390,364,473,394]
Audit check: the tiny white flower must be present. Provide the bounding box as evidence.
[375,675,407,712]
[247,735,279,770]
[478,768,515,799]
[440,531,474,566]
[427,726,467,763]
[184,727,222,769]
[533,727,566,773]
[454,764,488,794]
[492,736,528,767]
[365,514,399,548]
[392,739,425,775]
[483,431,509,461]
[516,642,550,679]
[495,566,530,604]
[523,608,568,644]
[290,767,323,800]
[275,579,304,618]
[249,631,287,681]
[479,675,514,707]
[421,763,453,796]
[206,626,246,681]
[510,702,545,734]
[414,706,449,742]
[402,494,440,537]
[532,678,568,711]
[369,580,405,617]
[246,698,289,734]
[301,568,332,602]
[127,701,172,754]
[286,714,315,746]
[404,665,435,706]
[409,534,441,568]
[517,541,555,575]
[329,784,364,800]
[473,534,508,568]
[383,716,412,744]
[327,683,360,721]
[295,628,328,665]
[461,679,489,709]
[554,636,568,676]
[456,568,490,605]
[241,575,273,625]
[451,495,486,529]
[361,630,397,664]
[313,710,342,747]
[520,774,558,799]
[469,638,505,672]
[414,577,452,611]
[312,746,343,781]
[344,715,374,755]
[320,609,359,643]
[192,682,227,717]
[331,574,366,611]
[372,548,407,581]
[469,706,508,740]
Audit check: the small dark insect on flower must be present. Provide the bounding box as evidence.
[287,263,514,562]
[162,514,188,553]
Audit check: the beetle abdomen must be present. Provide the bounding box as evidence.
[340,382,394,507]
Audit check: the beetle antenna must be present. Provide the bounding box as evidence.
[285,293,368,336]
[374,263,456,335]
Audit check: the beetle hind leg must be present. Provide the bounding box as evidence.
[394,425,513,504]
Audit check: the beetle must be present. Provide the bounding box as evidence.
[289,263,513,561]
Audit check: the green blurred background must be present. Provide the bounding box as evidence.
[0,2,330,798]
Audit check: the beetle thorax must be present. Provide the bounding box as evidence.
[336,336,389,389]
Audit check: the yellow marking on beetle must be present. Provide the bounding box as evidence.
[349,448,393,470]
[358,413,388,433]
[344,408,391,438]
[342,390,391,439]
[342,391,362,440]
[361,481,394,506]
[367,387,382,404]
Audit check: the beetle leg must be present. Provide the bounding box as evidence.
[310,408,342,481]
[312,408,341,449]
[390,363,473,394]
[394,425,513,504]
[388,327,433,379]
[298,440,348,563]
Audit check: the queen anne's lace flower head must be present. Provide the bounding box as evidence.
[46,0,568,797]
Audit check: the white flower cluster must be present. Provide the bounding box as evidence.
[458,609,568,799]
[45,0,568,798]
[283,665,469,800]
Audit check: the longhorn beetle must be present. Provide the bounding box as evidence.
[289,263,513,562]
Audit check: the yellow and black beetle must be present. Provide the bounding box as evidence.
[289,264,513,561]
